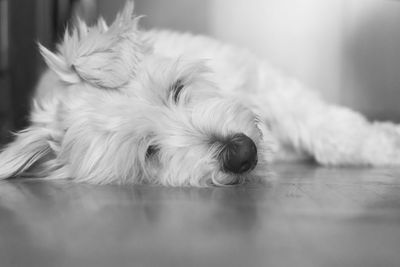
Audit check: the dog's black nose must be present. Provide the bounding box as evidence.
[219,133,258,174]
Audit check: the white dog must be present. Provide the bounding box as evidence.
[0,2,399,186]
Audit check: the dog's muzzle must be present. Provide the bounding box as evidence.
[219,133,258,174]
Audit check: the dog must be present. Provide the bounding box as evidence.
[0,2,400,186]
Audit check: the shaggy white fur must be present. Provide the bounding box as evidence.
[1,2,400,186]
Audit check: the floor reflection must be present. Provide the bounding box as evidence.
[0,179,269,267]
[1,163,400,267]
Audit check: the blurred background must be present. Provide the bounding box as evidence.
[1,0,400,144]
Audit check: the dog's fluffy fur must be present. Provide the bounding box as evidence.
[1,2,400,186]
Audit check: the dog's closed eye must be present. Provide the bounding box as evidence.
[170,79,185,103]
[146,145,159,158]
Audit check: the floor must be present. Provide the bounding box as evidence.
[1,163,400,267]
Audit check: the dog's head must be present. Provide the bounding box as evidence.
[0,2,275,186]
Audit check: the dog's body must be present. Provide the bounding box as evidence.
[1,2,400,186]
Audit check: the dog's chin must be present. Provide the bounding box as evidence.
[209,172,244,186]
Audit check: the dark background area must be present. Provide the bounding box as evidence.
[0,0,72,145]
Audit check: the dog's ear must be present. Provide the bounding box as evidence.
[39,1,145,89]
[0,127,53,179]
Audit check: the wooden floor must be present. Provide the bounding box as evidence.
[1,163,400,267]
